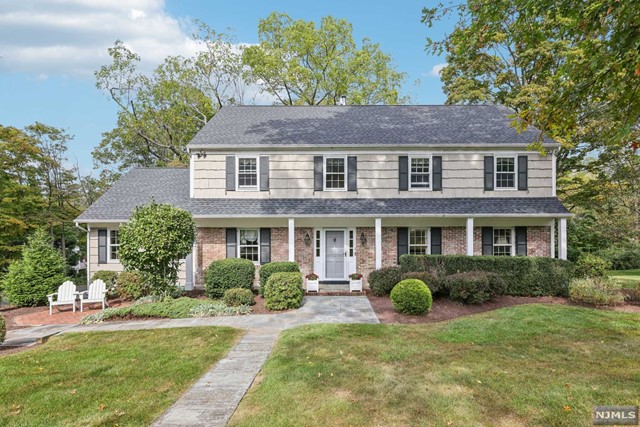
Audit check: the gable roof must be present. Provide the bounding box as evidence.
[187,105,558,149]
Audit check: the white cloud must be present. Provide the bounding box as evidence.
[425,62,447,77]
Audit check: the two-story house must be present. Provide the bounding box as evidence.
[75,105,571,289]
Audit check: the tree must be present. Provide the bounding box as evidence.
[118,202,195,295]
[1,229,68,306]
[243,12,408,105]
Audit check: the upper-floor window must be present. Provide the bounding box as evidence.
[109,230,119,261]
[325,157,346,190]
[239,229,259,262]
[237,157,258,189]
[493,228,513,256]
[409,228,429,255]
[410,157,430,189]
[495,157,516,189]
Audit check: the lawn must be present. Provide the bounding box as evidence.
[0,327,241,426]
[230,304,640,427]
[608,269,640,288]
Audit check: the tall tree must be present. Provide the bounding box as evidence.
[243,12,408,105]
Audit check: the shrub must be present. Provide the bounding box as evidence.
[569,277,624,306]
[91,270,119,287]
[390,279,433,315]
[205,258,255,299]
[400,255,574,297]
[443,271,507,305]
[259,262,300,295]
[575,254,611,278]
[189,302,252,317]
[116,271,149,300]
[596,245,640,270]
[263,272,303,310]
[2,229,68,306]
[401,271,443,295]
[224,288,255,306]
[0,314,5,344]
[368,267,403,296]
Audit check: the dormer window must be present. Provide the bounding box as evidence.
[324,157,346,190]
[237,157,258,189]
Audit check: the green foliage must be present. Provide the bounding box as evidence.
[223,288,255,307]
[367,267,403,296]
[2,229,68,306]
[91,270,119,286]
[259,262,300,295]
[390,279,432,315]
[569,277,624,306]
[596,244,640,271]
[118,202,195,296]
[116,271,149,300]
[205,258,255,298]
[401,271,443,296]
[0,314,5,344]
[443,271,507,305]
[575,254,611,278]
[400,255,574,297]
[264,272,303,311]
[189,301,252,317]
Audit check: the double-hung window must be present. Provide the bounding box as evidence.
[495,157,516,189]
[493,228,513,256]
[410,157,430,189]
[237,157,258,189]
[238,229,259,262]
[409,228,429,255]
[108,230,119,261]
[324,157,346,190]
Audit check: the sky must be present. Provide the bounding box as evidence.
[0,0,454,173]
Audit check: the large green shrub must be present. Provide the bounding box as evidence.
[569,277,624,306]
[400,255,574,297]
[205,258,255,298]
[263,272,303,310]
[259,262,300,295]
[2,229,68,306]
[116,271,148,300]
[390,279,433,315]
[575,254,611,278]
[0,314,5,344]
[443,271,507,304]
[224,288,255,306]
[91,270,119,287]
[596,245,640,270]
[401,271,443,295]
[368,267,403,296]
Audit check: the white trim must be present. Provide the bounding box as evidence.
[237,228,260,264]
[288,218,295,262]
[466,217,474,256]
[408,155,433,191]
[551,150,557,196]
[189,154,194,198]
[236,156,260,191]
[494,155,517,190]
[323,155,348,191]
[559,218,567,260]
[550,219,556,258]
[408,227,431,254]
[375,218,382,269]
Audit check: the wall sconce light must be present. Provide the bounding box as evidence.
[304,232,312,246]
[196,150,207,159]
[360,232,367,246]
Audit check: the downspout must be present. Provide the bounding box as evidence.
[75,222,90,285]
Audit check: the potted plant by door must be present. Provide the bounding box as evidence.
[305,273,320,292]
[349,273,363,292]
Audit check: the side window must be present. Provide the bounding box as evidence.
[108,230,119,261]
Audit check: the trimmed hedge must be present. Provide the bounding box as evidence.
[263,272,303,310]
[205,258,255,299]
[443,271,507,304]
[401,271,443,295]
[0,314,5,345]
[224,288,255,307]
[368,267,403,296]
[390,279,432,315]
[400,255,574,297]
[259,262,300,296]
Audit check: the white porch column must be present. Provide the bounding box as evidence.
[559,218,567,260]
[550,219,556,258]
[375,218,382,269]
[466,217,474,256]
[288,218,295,262]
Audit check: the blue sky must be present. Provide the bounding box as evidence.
[0,0,453,172]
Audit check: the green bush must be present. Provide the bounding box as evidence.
[259,262,300,296]
[400,255,574,297]
[596,245,640,270]
[569,277,624,306]
[224,288,255,306]
[575,254,611,278]
[390,279,433,315]
[205,258,255,298]
[443,271,507,304]
[263,272,303,311]
[2,229,68,306]
[0,314,5,345]
[116,271,149,300]
[401,271,443,295]
[368,267,403,296]
[91,270,119,286]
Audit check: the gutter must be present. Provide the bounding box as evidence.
[187,142,562,151]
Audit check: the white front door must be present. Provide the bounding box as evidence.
[325,230,346,280]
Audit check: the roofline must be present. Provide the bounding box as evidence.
[187,142,561,150]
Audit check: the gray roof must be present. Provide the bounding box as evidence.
[187,105,557,148]
[76,168,571,222]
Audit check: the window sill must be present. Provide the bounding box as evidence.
[323,188,347,192]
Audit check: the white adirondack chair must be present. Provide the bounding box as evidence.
[47,281,78,315]
[78,279,108,312]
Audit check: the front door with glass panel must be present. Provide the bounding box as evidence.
[325,230,346,280]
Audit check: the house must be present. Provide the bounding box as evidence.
[75,105,571,289]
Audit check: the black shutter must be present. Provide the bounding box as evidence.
[430,227,442,255]
[259,156,269,191]
[482,227,493,255]
[314,156,323,191]
[98,229,107,264]
[516,226,527,256]
[432,156,442,191]
[225,156,235,191]
[518,155,528,190]
[399,156,409,191]
[397,227,408,264]
[226,228,237,258]
[260,228,271,264]
[347,156,357,191]
[484,156,494,191]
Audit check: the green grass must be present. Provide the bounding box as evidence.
[230,305,640,427]
[608,269,640,288]
[0,327,241,426]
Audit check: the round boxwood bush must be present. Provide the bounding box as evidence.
[0,314,5,345]
[368,267,403,296]
[259,262,300,296]
[205,258,256,298]
[444,271,507,304]
[223,288,255,306]
[116,271,149,300]
[263,272,303,311]
[390,279,432,315]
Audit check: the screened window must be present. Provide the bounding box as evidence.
[325,157,346,190]
[237,157,258,188]
[493,228,513,256]
[496,157,516,189]
[410,157,430,188]
[239,229,259,262]
[409,228,429,255]
[109,230,119,261]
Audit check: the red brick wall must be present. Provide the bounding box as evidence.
[196,228,226,286]
[382,227,398,268]
[271,227,288,262]
[528,226,551,257]
[355,227,397,288]
[442,227,466,255]
[295,227,315,277]
[473,227,483,255]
